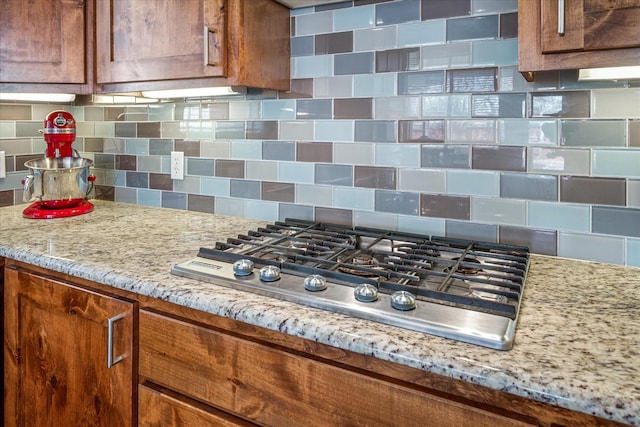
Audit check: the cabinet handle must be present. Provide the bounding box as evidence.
[558,0,565,36]
[204,26,218,66]
[107,312,125,368]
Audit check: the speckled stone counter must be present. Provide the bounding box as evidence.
[1,201,638,425]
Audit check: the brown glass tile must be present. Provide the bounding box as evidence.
[472,145,526,172]
[421,0,470,19]
[376,48,420,73]
[531,91,590,118]
[149,173,173,191]
[316,31,353,55]
[175,140,201,157]
[0,189,13,207]
[105,107,125,121]
[188,194,215,213]
[262,182,295,203]
[94,185,115,201]
[499,226,557,256]
[247,121,278,140]
[279,78,313,99]
[115,123,137,137]
[137,122,161,138]
[84,138,105,153]
[15,154,42,171]
[115,154,137,171]
[0,104,31,120]
[84,106,105,121]
[354,166,396,189]
[297,142,333,163]
[215,159,244,178]
[420,194,470,220]
[314,207,353,226]
[560,176,626,206]
[334,98,373,119]
[500,12,518,39]
[398,120,445,143]
[630,120,640,147]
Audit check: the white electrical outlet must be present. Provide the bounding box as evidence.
[0,151,6,179]
[171,151,184,180]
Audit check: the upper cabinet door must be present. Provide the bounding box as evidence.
[0,0,87,84]
[96,0,226,84]
[541,0,640,53]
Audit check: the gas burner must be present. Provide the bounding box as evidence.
[446,257,483,275]
[337,252,387,276]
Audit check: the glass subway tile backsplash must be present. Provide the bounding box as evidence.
[1,0,640,266]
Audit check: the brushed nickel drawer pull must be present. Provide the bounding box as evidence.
[107,312,125,368]
[558,0,565,36]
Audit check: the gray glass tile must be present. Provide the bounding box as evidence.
[592,149,640,178]
[629,180,640,208]
[560,120,626,147]
[499,12,518,38]
[376,48,421,73]
[315,207,353,226]
[215,159,245,178]
[398,71,444,95]
[447,120,496,144]
[376,0,420,26]
[498,226,557,256]
[354,166,396,189]
[94,153,115,169]
[13,121,38,138]
[421,0,470,19]
[447,170,499,196]
[421,43,471,69]
[528,147,590,175]
[290,36,313,57]
[591,88,640,119]
[149,139,173,156]
[126,171,148,188]
[335,52,374,75]
[472,197,526,225]
[593,206,640,238]
[138,189,161,207]
[297,141,333,162]
[215,121,245,139]
[278,203,314,222]
[355,120,396,143]
[422,94,470,118]
[472,93,526,118]
[474,0,517,13]
[472,39,518,67]
[375,96,421,119]
[375,190,419,215]
[398,20,445,47]
[187,158,215,176]
[230,179,260,199]
[420,194,470,220]
[334,98,373,119]
[246,121,278,139]
[316,31,354,55]
[263,140,295,161]
[315,164,353,186]
[498,119,558,145]
[445,220,497,242]
[500,173,558,201]
[334,142,375,165]
[294,10,332,36]
[399,120,445,143]
[560,176,626,206]
[447,15,498,41]
[558,232,625,264]
[446,68,497,93]
[472,145,526,172]
[399,168,446,193]
[421,144,470,168]
[527,201,590,232]
[114,123,137,138]
[188,194,215,214]
[559,70,627,90]
[531,91,590,118]
[355,26,397,51]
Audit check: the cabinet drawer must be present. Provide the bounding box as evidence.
[139,310,533,427]
[139,383,255,427]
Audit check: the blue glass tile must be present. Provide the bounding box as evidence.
[374,190,419,215]
[315,164,353,186]
[335,52,374,75]
[447,15,498,41]
[376,0,420,26]
[334,4,375,31]
[291,36,314,57]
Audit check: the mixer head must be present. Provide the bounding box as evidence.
[42,110,76,158]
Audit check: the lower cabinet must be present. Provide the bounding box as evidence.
[3,266,136,427]
[138,309,533,427]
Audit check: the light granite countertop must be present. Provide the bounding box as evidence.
[1,201,638,425]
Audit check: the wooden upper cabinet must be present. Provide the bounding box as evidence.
[95,0,291,92]
[3,267,136,427]
[518,0,640,80]
[0,0,90,90]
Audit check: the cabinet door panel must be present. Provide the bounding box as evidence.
[583,1,640,50]
[140,310,534,427]
[96,0,226,84]
[0,0,86,83]
[3,268,135,427]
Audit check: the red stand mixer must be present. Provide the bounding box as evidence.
[22,111,96,219]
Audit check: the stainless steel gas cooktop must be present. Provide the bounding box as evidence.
[172,219,530,350]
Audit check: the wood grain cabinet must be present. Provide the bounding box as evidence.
[138,309,534,427]
[95,0,290,93]
[0,0,93,93]
[3,266,136,427]
[518,0,640,80]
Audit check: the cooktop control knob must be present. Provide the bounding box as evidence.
[233,259,254,276]
[259,265,281,282]
[354,283,378,302]
[390,291,416,311]
[304,274,327,292]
